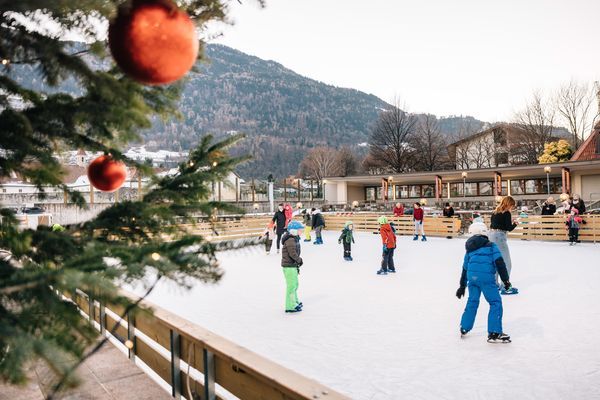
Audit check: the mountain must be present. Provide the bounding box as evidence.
[4,43,487,178]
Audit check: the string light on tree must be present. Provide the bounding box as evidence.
[108,0,199,85]
[151,252,161,261]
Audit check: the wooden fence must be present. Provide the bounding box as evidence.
[322,214,462,237]
[68,289,349,400]
[177,213,600,243]
[480,214,600,242]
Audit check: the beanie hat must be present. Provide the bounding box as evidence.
[344,221,353,228]
[377,216,388,225]
[287,221,304,236]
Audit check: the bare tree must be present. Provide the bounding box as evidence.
[554,80,600,149]
[361,153,388,175]
[413,114,450,171]
[334,147,359,176]
[513,92,556,164]
[298,147,340,181]
[367,99,418,173]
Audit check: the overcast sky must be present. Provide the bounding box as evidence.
[209,0,600,123]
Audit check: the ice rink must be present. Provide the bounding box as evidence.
[136,230,600,400]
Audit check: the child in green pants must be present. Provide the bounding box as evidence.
[281,221,304,313]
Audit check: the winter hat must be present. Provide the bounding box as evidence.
[571,208,579,214]
[377,216,388,225]
[344,221,353,228]
[287,221,304,236]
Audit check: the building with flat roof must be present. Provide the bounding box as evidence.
[323,159,600,209]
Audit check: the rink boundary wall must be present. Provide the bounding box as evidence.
[66,289,350,400]
[184,214,600,243]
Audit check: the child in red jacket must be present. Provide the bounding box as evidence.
[377,216,397,275]
[565,208,584,245]
[413,202,426,242]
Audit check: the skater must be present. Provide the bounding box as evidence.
[338,221,355,261]
[284,203,293,227]
[272,204,287,253]
[393,202,405,217]
[413,202,426,241]
[565,208,584,245]
[259,221,275,254]
[311,208,325,244]
[541,197,556,216]
[456,234,512,343]
[281,221,304,313]
[568,194,586,214]
[302,208,312,242]
[443,202,455,218]
[377,216,396,275]
[489,196,518,295]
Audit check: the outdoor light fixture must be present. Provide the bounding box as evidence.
[253,203,259,211]
[544,166,552,195]
[296,202,303,209]
[388,176,394,182]
[461,172,468,197]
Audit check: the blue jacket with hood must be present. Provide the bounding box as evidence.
[459,235,509,286]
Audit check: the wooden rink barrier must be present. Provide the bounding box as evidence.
[481,214,600,243]
[186,213,599,243]
[68,288,350,400]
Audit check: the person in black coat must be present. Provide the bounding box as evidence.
[443,202,455,218]
[272,203,287,253]
[568,194,586,214]
[541,197,556,216]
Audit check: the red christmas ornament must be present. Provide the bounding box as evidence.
[108,0,199,85]
[87,155,127,192]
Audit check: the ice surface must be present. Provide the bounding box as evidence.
[136,231,600,400]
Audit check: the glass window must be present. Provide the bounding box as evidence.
[553,178,563,194]
[450,183,462,197]
[366,187,376,201]
[409,185,421,198]
[524,179,536,194]
[501,181,508,196]
[464,182,477,196]
[422,184,434,198]
[376,187,382,200]
[478,182,493,196]
[442,184,448,198]
[510,180,524,195]
[398,185,408,198]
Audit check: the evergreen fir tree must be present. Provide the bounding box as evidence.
[0,0,261,392]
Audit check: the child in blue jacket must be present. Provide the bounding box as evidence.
[456,235,513,343]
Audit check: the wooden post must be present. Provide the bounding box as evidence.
[63,189,68,205]
[562,167,571,194]
[494,172,502,196]
[447,182,451,200]
[435,176,442,200]
[297,179,301,202]
[89,183,94,204]
[235,177,239,203]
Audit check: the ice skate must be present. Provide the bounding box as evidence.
[388,268,396,273]
[285,304,303,313]
[460,328,469,337]
[376,269,388,275]
[421,236,427,242]
[500,286,519,295]
[487,332,511,343]
[413,235,418,241]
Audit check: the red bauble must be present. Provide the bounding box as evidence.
[88,155,127,192]
[108,0,199,85]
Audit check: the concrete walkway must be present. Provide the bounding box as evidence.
[0,343,171,400]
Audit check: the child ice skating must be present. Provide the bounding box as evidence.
[566,208,584,245]
[456,234,512,343]
[302,208,312,242]
[413,202,426,241]
[311,208,325,244]
[338,221,355,261]
[281,221,304,313]
[260,221,275,254]
[377,216,397,275]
